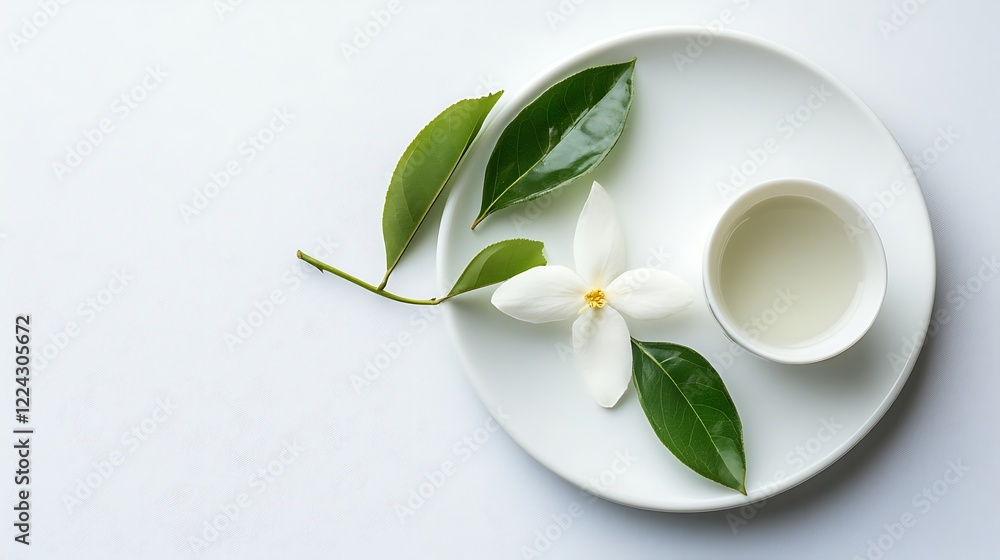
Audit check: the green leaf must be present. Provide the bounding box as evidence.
[473,59,635,228]
[382,91,503,286]
[446,239,546,298]
[630,339,747,494]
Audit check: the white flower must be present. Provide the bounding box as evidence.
[491,181,695,408]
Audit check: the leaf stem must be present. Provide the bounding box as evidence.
[296,250,444,306]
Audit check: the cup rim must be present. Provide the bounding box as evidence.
[702,178,888,364]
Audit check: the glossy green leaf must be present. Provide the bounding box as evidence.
[630,339,747,494]
[382,91,503,285]
[473,59,635,228]
[446,239,546,298]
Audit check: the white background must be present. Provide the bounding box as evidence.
[1,0,997,558]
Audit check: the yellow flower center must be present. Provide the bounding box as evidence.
[584,289,606,309]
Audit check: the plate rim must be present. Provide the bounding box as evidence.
[435,26,936,512]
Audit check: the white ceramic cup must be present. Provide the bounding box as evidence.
[703,178,888,364]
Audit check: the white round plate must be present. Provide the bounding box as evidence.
[436,28,935,512]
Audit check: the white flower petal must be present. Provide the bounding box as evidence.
[572,306,632,408]
[491,266,587,324]
[574,181,626,288]
[605,268,695,320]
